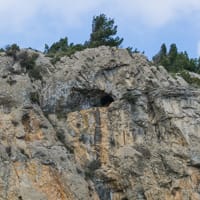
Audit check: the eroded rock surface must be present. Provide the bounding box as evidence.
[0,46,200,200]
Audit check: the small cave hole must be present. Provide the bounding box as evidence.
[5,146,12,157]
[21,113,32,133]
[100,94,114,106]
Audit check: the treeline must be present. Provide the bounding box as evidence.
[44,14,123,63]
[152,43,200,74]
[2,13,200,83]
[0,14,124,64]
[152,43,200,86]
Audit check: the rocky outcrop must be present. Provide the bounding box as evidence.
[0,46,200,200]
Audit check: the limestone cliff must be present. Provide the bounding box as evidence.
[0,46,200,200]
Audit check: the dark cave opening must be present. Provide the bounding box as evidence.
[100,94,114,106]
[43,88,115,115]
[67,88,115,110]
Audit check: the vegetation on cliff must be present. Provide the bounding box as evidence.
[43,14,123,64]
[1,14,200,86]
[153,43,200,73]
[153,43,200,86]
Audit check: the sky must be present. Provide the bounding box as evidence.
[1,0,200,59]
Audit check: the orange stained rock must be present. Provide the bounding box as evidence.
[25,129,44,141]
[13,161,74,200]
[99,107,110,165]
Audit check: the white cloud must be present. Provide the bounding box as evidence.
[42,0,104,26]
[0,0,200,32]
[111,0,200,27]
[0,0,41,30]
[1,0,200,54]
[0,0,104,32]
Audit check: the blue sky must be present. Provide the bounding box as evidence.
[1,0,200,59]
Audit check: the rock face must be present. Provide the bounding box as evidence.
[0,46,200,200]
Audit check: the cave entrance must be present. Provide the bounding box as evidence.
[67,89,115,111]
[100,94,114,106]
[51,88,115,115]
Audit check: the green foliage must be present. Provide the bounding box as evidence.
[171,52,194,72]
[180,71,200,87]
[19,52,38,69]
[45,37,86,64]
[5,44,20,59]
[45,37,86,56]
[153,43,169,67]
[44,44,49,54]
[44,14,124,64]
[28,66,42,80]
[3,43,42,80]
[68,43,86,54]
[19,52,41,80]
[153,43,200,74]
[50,56,61,65]
[168,43,178,65]
[126,47,134,55]
[126,47,143,55]
[47,37,68,54]
[88,14,123,48]
[30,91,40,104]
[189,58,200,74]
[153,43,200,86]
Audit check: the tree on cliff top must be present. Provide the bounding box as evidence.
[87,14,123,48]
[152,43,169,66]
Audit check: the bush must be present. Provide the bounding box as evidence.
[5,44,20,59]
[30,92,40,104]
[28,66,42,80]
[19,52,38,70]
[19,52,41,80]
[50,55,61,65]
[46,41,86,64]
[180,71,200,87]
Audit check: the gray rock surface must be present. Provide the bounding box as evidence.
[0,46,199,200]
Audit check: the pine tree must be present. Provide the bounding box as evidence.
[88,14,123,48]
[47,37,68,54]
[152,43,169,66]
[168,43,178,65]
